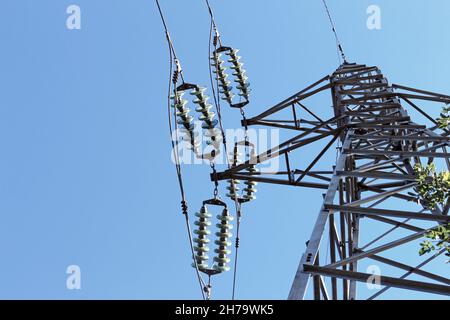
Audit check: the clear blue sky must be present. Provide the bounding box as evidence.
[0,0,449,299]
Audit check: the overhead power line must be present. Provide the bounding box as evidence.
[321,0,347,63]
[155,0,206,300]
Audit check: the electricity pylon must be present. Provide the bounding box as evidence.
[213,62,450,299]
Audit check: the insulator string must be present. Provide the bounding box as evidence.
[168,46,207,301]
[205,1,248,300]
[208,19,228,165]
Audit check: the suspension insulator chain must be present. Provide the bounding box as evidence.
[172,83,225,162]
[241,109,257,203]
[192,200,233,275]
[211,47,251,109]
[243,149,258,201]
[211,52,234,105]
[214,207,234,272]
[193,205,212,271]
[228,49,250,101]
[190,86,222,161]
[226,143,242,201]
[171,90,200,155]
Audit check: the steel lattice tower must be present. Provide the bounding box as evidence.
[214,62,450,299]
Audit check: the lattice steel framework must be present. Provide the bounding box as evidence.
[213,62,450,299]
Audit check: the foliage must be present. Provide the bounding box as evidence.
[436,105,450,129]
[414,163,450,210]
[414,164,450,263]
[419,224,450,263]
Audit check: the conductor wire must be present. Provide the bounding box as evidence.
[205,0,222,47]
[204,0,244,300]
[156,0,185,83]
[156,0,206,299]
[321,0,347,64]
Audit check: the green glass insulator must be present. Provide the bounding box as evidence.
[194,245,210,253]
[212,207,233,273]
[230,62,243,70]
[213,256,231,264]
[210,53,222,60]
[201,119,219,130]
[173,98,188,108]
[219,84,232,92]
[213,265,230,272]
[193,95,209,104]
[177,115,194,126]
[217,214,234,222]
[214,248,231,255]
[170,91,185,101]
[176,107,191,117]
[237,83,250,91]
[195,254,209,261]
[194,237,210,244]
[226,185,239,193]
[221,95,234,103]
[195,206,212,219]
[225,49,240,57]
[212,67,227,74]
[227,55,241,63]
[190,87,207,97]
[211,57,225,66]
[218,69,227,78]
[192,205,214,271]
[242,164,258,200]
[195,229,211,236]
[192,262,208,270]
[214,239,232,247]
[194,220,211,227]
[199,112,215,121]
[216,224,233,232]
[215,230,232,238]
[227,180,240,189]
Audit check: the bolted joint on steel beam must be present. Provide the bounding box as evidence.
[210,171,228,182]
[240,118,249,128]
